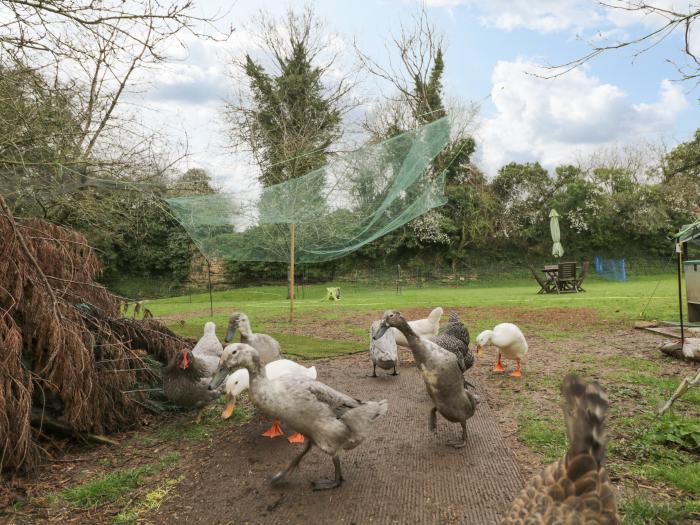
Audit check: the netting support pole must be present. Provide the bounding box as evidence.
[677,243,685,343]
[207,258,213,318]
[289,223,295,322]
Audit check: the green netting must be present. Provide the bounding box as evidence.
[166,117,451,263]
[676,219,700,246]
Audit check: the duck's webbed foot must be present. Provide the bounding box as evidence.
[311,456,344,491]
[447,421,467,449]
[429,407,437,433]
[262,420,285,438]
[391,365,398,376]
[270,441,312,487]
[311,478,343,490]
[270,471,288,487]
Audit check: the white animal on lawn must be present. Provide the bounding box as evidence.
[220,358,317,444]
[475,323,528,377]
[192,321,223,377]
[391,307,443,347]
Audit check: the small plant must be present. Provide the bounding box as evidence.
[114,476,183,524]
[648,417,700,452]
[51,452,180,508]
[517,409,567,463]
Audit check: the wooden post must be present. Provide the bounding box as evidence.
[207,258,213,318]
[677,242,685,343]
[289,223,295,322]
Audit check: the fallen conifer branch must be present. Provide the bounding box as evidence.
[0,196,191,473]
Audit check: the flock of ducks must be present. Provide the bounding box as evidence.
[163,308,619,523]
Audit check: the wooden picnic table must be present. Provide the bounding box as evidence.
[542,265,559,281]
[531,262,588,294]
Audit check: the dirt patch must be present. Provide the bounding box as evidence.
[265,305,619,343]
[470,326,699,497]
[149,352,524,525]
[4,316,698,524]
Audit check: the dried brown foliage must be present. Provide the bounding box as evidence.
[0,197,190,473]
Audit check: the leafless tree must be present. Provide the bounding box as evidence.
[1,0,230,64]
[1,0,232,217]
[224,5,357,187]
[541,1,700,81]
[573,139,668,184]
[355,6,444,115]
[354,5,479,140]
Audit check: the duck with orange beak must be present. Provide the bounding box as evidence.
[475,323,528,378]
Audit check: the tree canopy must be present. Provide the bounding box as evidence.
[226,7,347,188]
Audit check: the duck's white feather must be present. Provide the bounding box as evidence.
[225,359,316,398]
[192,322,223,376]
[392,307,443,347]
[476,322,528,360]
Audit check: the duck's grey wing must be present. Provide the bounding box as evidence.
[370,320,397,364]
[305,380,361,418]
[252,333,283,364]
[193,334,224,361]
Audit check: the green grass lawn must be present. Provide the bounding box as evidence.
[143,274,683,358]
[149,274,682,319]
[15,272,695,524]
[138,273,699,523]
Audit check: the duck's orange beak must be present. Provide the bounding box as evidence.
[221,396,236,419]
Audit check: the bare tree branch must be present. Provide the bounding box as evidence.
[538,1,700,81]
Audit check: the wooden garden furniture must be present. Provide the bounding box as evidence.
[556,261,578,293]
[575,260,590,292]
[529,265,557,294]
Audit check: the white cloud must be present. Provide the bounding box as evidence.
[424,0,699,37]
[476,60,687,175]
[120,26,267,190]
[424,0,604,33]
[127,18,357,190]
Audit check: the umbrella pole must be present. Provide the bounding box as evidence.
[677,243,684,343]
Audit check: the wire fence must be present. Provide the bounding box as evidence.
[102,255,680,300]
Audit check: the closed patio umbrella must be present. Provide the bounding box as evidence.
[550,209,564,258]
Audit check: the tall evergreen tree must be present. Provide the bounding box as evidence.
[229,8,345,187]
[413,47,446,124]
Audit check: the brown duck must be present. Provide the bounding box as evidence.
[162,349,219,409]
[501,374,619,524]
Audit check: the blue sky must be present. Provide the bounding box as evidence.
[133,0,700,187]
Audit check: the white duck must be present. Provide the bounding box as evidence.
[392,307,443,347]
[221,359,317,444]
[192,321,223,377]
[475,323,528,377]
